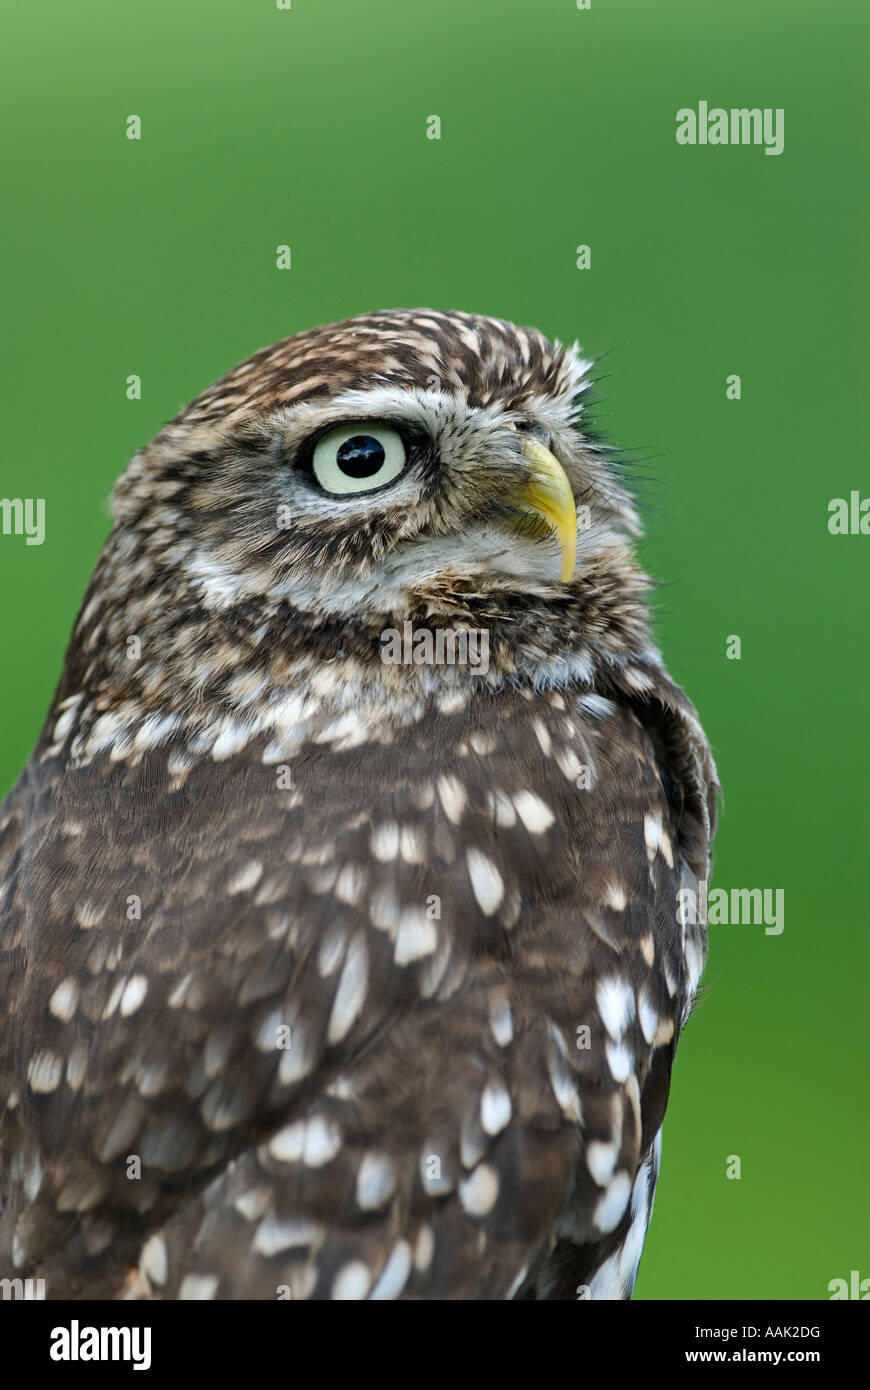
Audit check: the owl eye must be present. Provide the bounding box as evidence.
[310,424,407,495]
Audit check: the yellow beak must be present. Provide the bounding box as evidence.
[508,438,578,582]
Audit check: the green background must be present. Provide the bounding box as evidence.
[1,0,867,1299]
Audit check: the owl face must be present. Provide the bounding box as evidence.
[113,311,640,629]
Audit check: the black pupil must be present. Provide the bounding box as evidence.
[336,435,386,479]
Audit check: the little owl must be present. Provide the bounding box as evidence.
[0,310,718,1300]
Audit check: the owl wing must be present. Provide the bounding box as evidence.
[0,675,716,1300]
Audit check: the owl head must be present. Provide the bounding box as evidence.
[55,311,658,761]
[112,310,642,619]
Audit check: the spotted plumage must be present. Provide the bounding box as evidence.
[0,309,718,1299]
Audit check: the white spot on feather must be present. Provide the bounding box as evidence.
[466,849,504,915]
[356,1153,397,1211]
[486,789,516,827]
[139,1234,168,1286]
[643,814,662,858]
[414,1225,434,1271]
[210,721,252,761]
[399,827,425,863]
[227,860,263,894]
[369,1241,412,1300]
[596,977,636,1039]
[254,1215,322,1255]
[334,864,366,906]
[301,1116,342,1167]
[638,988,659,1045]
[437,775,467,824]
[605,1040,634,1083]
[587,1140,619,1187]
[269,1115,342,1167]
[480,1082,512,1135]
[512,790,555,834]
[556,747,582,781]
[370,823,400,861]
[594,1172,632,1234]
[531,719,552,755]
[119,975,148,1017]
[489,995,513,1047]
[332,1262,371,1300]
[604,882,627,912]
[395,908,437,964]
[459,1164,499,1216]
[49,979,79,1022]
[179,1274,219,1300]
[327,936,368,1043]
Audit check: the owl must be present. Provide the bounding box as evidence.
[0,310,718,1301]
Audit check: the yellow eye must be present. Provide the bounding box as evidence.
[311,424,407,495]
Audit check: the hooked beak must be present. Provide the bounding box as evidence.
[506,437,578,582]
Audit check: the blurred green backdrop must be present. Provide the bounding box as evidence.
[1,0,867,1299]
